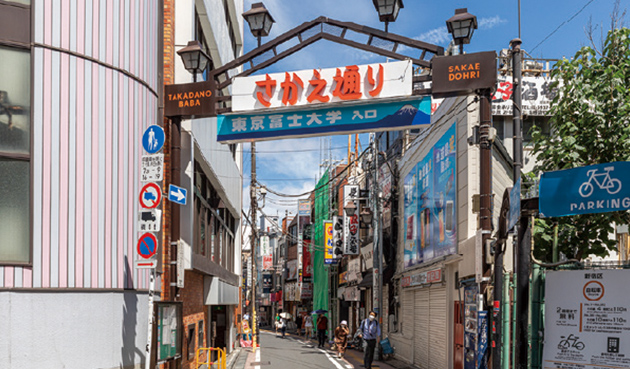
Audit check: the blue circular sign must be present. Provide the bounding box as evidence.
[142,125,165,154]
[137,233,158,259]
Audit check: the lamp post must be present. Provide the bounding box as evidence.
[371,0,404,32]
[242,1,274,352]
[176,40,211,83]
[446,8,478,55]
[447,9,499,368]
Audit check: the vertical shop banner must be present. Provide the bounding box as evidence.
[261,235,273,270]
[332,215,344,258]
[343,185,360,255]
[404,123,457,269]
[324,220,335,264]
[403,170,418,267]
[543,270,630,368]
[303,240,313,278]
[262,273,273,294]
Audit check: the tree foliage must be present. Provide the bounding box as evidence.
[530,27,630,260]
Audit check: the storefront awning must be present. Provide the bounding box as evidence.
[357,271,373,289]
[204,276,239,305]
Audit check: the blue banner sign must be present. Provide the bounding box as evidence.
[540,161,630,217]
[217,97,431,143]
[508,178,521,231]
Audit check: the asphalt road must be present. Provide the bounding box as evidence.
[255,331,353,369]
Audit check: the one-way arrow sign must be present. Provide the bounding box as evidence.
[168,184,187,205]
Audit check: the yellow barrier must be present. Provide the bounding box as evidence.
[196,347,226,369]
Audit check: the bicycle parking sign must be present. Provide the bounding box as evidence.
[539,161,630,217]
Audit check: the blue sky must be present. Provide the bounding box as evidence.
[239,0,624,218]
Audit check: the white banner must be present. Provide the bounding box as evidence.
[232,60,413,112]
[343,185,360,255]
[332,216,343,259]
[543,270,630,368]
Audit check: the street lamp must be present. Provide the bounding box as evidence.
[372,0,404,32]
[344,201,357,217]
[242,2,275,47]
[177,40,211,82]
[445,8,477,54]
[360,207,373,225]
[242,1,274,353]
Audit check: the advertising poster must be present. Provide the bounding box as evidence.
[403,170,418,267]
[404,122,457,269]
[416,152,433,264]
[431,123,457,259]
[543,270,630,368]
[324,221,335,264]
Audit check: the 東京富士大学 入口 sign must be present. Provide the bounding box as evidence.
[217,97,431,143]
[539,161,630,217]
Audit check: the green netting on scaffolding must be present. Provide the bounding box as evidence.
[313,169,329,312]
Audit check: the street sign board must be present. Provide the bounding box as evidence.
[539,161,630,217]
[543,270,630,368]
[432,51,497,98]
[324,220,336,264]
[138,209,162,232]
[168,184,187,205]
[137,232,158,259]
[142,125,165,154]
[164,81,215,118]
[141,154,164,182]
[139,182,162,209]
[135,259,158,269]
[217,97,431,143]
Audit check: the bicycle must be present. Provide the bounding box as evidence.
[578,166,622,198]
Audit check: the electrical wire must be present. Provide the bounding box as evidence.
[529,0,597,54]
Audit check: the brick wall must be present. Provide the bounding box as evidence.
[181,271,207,369]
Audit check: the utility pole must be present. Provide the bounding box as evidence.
[511,37,530,369]
[251,142,259,352]
[371,134,384,359]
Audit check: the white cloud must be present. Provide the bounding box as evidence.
[479,16,508,30]
[416,27,451,46]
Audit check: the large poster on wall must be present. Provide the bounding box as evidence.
[403,122,457,268]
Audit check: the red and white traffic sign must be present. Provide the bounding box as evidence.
[137,232,158,259]
[139,182,162,209]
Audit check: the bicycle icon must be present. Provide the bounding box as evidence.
[578,167,622,198]
[558,334,585,351]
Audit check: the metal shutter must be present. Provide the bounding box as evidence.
[402,290,414,338]
[429,286,448,368]
[414,288,430,368]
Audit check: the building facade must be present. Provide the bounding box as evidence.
[0,1,160,368]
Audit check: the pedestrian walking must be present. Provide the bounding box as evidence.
[274,313,281,334]
[280,316,288,338]
[304,314,314,339]
[334,320,350,358]
[358,311,381,369]
[296,314,303,337]
[316,313,328,348]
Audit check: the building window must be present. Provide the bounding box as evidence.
[187,324,196,360]
[0,45,31,265]
[198,320,204,348]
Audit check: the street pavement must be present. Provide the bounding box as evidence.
[231,330,408,369]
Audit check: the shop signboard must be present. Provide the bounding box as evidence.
[232,60,413,111]
[543,270,630,368]
[401,268,442,288]
[403,123,457,268]
[464,285,479,369]
[262,273,273,294]
[298,199,311,216]
[332,215,344,259]
[343,185,360,255]
[324,220,335,264]
[303,240,312,278]
[300,282,313,299]
[287,260,298,280]
[492,75,559,116]
[432,51,497,98]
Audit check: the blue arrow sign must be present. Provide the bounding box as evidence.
[142,125,165,154]
[168,184,187,205]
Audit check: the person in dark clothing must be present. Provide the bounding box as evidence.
[358,311,381,369]
[296,314,303,336]
[316,313,328,348]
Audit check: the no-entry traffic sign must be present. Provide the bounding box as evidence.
[137,233,158,259]
[139,182,162,209]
